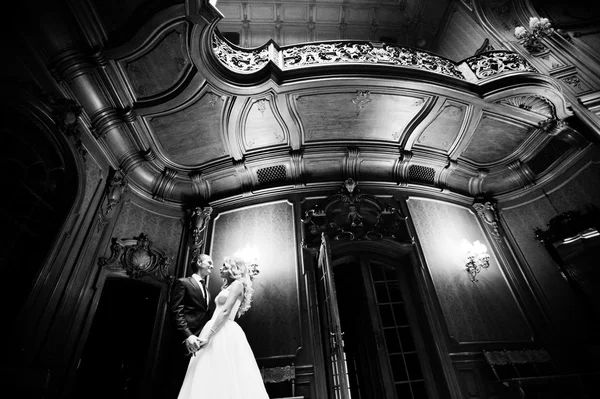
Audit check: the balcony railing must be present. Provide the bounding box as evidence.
[211,31,538,83]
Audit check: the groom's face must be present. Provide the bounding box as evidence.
[197,256,213,278]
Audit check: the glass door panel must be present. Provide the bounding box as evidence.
[368,261,431,399]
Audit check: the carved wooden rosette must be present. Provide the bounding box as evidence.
[98,233,173,281]
[188,206,213,257]
[302,178,412,248]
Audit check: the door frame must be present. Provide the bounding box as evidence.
[327,238,448,399]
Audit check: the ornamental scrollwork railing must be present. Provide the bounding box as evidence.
[211,30,539,83]
[281,42,464,79]
[212,33,270,73]
[464,51,538,80]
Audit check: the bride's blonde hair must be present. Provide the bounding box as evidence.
[222,256,254,317]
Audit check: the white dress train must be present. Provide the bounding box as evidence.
[177,287,269,399]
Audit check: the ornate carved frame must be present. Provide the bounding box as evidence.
[98,233,173,282]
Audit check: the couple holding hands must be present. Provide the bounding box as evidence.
[170,254,269,398]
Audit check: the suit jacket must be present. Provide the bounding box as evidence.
[170,276,212,340]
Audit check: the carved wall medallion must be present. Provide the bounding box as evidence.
[98,233,173,281]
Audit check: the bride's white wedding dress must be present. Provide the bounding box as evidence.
[177,287,269,399]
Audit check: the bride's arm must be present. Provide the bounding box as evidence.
[200,280,243,343]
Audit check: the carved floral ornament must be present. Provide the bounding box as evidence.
[473,201,501,239]
[105,169,128,215]
[189,206,213,253]
[98,233,173,281]
[302,178,412,246]
[98,169,128,230]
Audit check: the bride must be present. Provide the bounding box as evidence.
[176,256,269,399]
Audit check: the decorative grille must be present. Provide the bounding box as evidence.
[408,165,435,185]
[526,139,571,176]
[256,165,287,185]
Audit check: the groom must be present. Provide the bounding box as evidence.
[168,253,214,396]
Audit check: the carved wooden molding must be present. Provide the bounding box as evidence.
[302,178,413,247]
[473,201,502,240]
[189,206,213,257]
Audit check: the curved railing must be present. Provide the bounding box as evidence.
[211,31,538,83]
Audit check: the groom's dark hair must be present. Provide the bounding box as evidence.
[190,253,211,273]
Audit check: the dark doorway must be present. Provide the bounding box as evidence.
[334,260,385,399]
[72,278,160,399]
[331,252,440,399]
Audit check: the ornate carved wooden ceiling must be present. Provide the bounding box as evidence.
[213,0,449,49]
[72,1,588,206]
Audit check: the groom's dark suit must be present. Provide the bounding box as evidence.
[171,276,212,340]
[168,275,212,397]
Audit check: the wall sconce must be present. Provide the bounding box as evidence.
[461,239,490,282]
[514,17,554,53]
[234,245,261,280]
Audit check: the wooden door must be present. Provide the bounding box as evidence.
[317,233,352,399]
[364,257,436,399]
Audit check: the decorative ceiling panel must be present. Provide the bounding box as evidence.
[414,102,466,152]
[218,3,244,19]
[460,115,532,165]
[214,0,450,48]
[315,29,341,41]
[295,92,427,143]
[243,99,288,150]
[149,92,227,166]
[121,23,190,99]
[378,8,405,24]
[91,0,180,48]
[281,5,309,20]
[347,8,373,24]
[249,4,276,20]
[315,6,341,22]
[250,29,277,47]
[282,27,310,45]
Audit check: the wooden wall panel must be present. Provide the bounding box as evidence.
[435,4,488,61]
[111,200,184,274]
[501,156,600,342]
[209,200,301,359]
[406,197,532,344]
